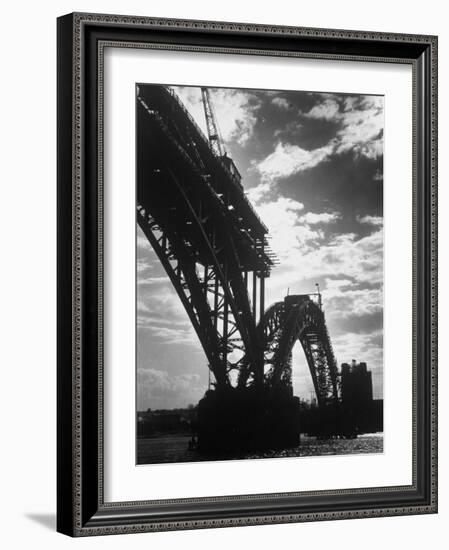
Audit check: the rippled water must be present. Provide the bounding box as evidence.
[137,433,383,465]
[245,433,383,460]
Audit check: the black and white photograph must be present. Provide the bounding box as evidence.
[136,83,384,465]
[51,8,438,540]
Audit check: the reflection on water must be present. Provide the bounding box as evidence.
[137,433,383,465]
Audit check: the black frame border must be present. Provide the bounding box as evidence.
[57,12,438,537]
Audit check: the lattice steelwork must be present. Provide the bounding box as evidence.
[137,84,275,388]
[137,84,339,406]
[237,297,339,405]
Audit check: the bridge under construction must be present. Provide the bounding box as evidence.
[137,84,342,452]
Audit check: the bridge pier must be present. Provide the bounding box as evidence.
[197,386,300,455]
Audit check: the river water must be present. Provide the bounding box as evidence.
[137,433,383,465]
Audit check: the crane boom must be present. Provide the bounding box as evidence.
[201,88,225,157]
[201,87,243,188]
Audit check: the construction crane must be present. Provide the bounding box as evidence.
[201,87,243,187]
[201,87,225,157]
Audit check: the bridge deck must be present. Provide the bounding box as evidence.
[137,84,275,275]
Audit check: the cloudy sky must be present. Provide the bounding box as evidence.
[137,85,384,411]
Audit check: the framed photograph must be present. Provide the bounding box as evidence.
[57,12,438,536]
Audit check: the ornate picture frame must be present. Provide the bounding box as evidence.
[57,12,437,536]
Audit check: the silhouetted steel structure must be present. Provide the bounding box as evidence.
[201,87,225,158]
[238,295,339,406]
[136,84,339,409]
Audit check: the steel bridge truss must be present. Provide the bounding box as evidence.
[137,85,275,388]
[240,298,340,406]
[137,84,339,405]
[138,205,250,387]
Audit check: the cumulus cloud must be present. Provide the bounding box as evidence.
[304,95,384,160]
[304,98,341,121]
[264,228,383,305]
[250,191,384,328]
[250,197,326,261]
[337,96,383,159]
[271,97,290,109]
[245,182,272,203]
[299,212,340,225]
[357,215,383,226]
[324,278,354,291]
[249,189,383,287]
[254,142,334,182]
[253,93,384,187]
[325,285,383,319]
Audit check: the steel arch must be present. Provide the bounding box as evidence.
[239,298,339,406]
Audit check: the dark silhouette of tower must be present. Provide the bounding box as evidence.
[341,360,373,408]
[340,360,382,435]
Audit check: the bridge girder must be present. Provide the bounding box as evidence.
[137,91,267,387]
[137,84,339,405]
